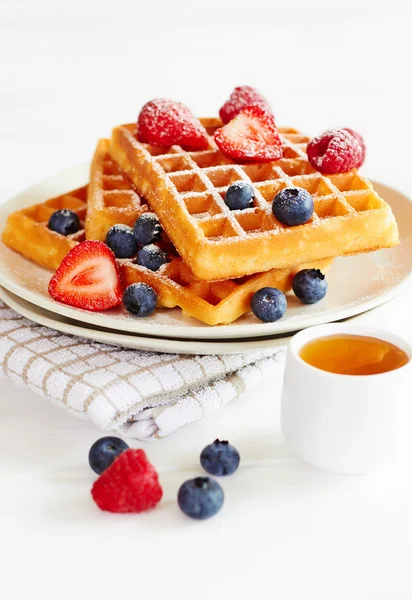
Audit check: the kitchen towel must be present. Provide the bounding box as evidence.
[0,300,285,440]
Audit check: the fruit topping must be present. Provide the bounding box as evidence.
[133,213,163,246]
[224,181,255,210]
[272,187,314,226]
[251,287,287,323]
[214,105,283,163]
[137,244,168,272]
[48,241,123,311]
[307,128,363,174]
[91,449,163,513]
[292,269,328,304]
[137,99,209,150]
[343,128,366,168]
[105,224,138,258]
[219,85,272,124]
[123,283,157,317]
[200,439,240,476]
[48,209,80,236]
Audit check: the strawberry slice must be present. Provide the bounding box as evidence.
[219,85,272,124]
[214,105,283,163]
[48,241,123,311]
[137,99,209,150]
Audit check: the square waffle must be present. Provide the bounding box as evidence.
[2,186,87,271]
[86,138,148,241]
[110,118,399,281]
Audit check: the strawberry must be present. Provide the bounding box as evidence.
[219,85,272,124]
[137,99,209,150]
[214,105,283,163]
[91,449,163,513]
[48,241,123,311]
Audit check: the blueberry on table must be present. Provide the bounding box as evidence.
[134,213,163,246]
[251,287,287,322]
[292,269,328,304]
[200,439,240,476]
[48,209,80,236]
[137,244,168,272]
[105,224,138,258]
[88,436,129,475]
[177,477,224,520]
[272,187,314,226]
[224,181,255,211]
[123,283,157,317]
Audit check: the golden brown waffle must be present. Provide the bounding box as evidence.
[110,118,399,281]
[2,186,87,271]
[86,138,148,241]
[118,255,332,326]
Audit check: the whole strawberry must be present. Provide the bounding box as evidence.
[91,448,163,513]
[219,85,272,124]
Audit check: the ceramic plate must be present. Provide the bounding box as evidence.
[0,286,290,355]
[0,164,411,340]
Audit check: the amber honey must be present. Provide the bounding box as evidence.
[299,334,409,375]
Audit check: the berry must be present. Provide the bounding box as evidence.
[177,477,224,520]
[224,181,255,210]
[138,99,209,150]
[91,449,163,513]
[123,283,157,317]
[292,269,328,304]
[343,128,366,168]
[272,187,314,226]
[214,105,283,163]
[48,209,80,236]
[307,128,363,174]
[133,213,162,246]
[251,287,287,323]
[200,439,240,476]
[88,436,129,475]
[48,241,123,311]
[219,85,272,124]
[105,224,138,258]
[137,244,168,271]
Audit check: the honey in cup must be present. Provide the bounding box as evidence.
[299,334,409,376]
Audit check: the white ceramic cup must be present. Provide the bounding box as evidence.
[281,323,412,475]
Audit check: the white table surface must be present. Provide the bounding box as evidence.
[1,1,412,598]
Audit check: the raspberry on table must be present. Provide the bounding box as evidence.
[307,128,363,174]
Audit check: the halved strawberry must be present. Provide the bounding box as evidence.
[214,105,283,163]
[137,99,209,150]
[219,85,272,124]
[48,241,123,311]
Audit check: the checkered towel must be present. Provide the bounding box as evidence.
[0,301,284,440]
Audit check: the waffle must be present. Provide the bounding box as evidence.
[2,186,87,271]
[86,138,148,241]
[118,255,332,326]
[110,118,399,281]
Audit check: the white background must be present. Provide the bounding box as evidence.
[1,1,412,598]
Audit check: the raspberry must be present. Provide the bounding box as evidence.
[307,128,363,175]
[219,85,272,124]
[91,449,163,513]
[343,128,366,168]
[137,99,209,150]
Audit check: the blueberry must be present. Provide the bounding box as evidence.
[200,439,240,476]
[105,224,138,258]
[177,477,224,520]
[251,287,287,322]
[48,209,80,236]
[272,187,314,226]
[224,181,255,210]
[134,213,163,246]
[137,244,168,271]
[292,269,328,304]
[123,283,157,317]
[88,436,129,475]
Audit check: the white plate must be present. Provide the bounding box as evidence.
[0,286,290,355]
[0,164,411,340]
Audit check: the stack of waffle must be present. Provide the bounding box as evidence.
[2,118,399,325]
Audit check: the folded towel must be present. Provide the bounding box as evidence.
[0,300,285,440]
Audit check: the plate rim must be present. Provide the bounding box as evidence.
[0,165,411,340]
